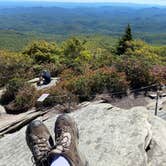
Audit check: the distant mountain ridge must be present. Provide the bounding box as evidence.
[0,6,165,34]
[0,4,165,48]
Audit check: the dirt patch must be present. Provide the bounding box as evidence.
[94,93,149,109]
[110,95,149,109]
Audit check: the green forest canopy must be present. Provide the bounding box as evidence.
[0,6,166,51]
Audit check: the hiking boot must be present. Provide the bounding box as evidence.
[26,120,54,166]
[50,114,88,166]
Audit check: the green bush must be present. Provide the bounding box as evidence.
[14,84,38,111]
[151,65,166,85]
[44,83,70,107]
[23,40,61,64]
[33,62,65,77]
[44,67,129,104]
[126,40,164,65]
[116,57,155,88]
[0,50,33,86]
[0,78,25,105]
[64,67,129,101]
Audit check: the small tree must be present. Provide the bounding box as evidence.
[116,24,133,55]
[62,37,90,72]
[62,37,86,59]
[23,40,60,64]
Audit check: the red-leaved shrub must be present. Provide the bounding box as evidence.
[62,67,129,101]
[151,65,166,85]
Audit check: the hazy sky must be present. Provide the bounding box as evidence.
[4,0,166,5]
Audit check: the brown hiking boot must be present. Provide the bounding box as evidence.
[26,120,54,166]
[50,114,88,166]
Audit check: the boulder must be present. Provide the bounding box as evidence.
[4,102,27,114]
[0,105,6,115]
[163,100,166,111]
[1,101,166,166]
[28,77,60,91]
[147,101,163,111]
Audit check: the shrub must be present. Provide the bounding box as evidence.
[43,83,70,107]
[0,78,25,105]
[116,57,155,88]
[151,65,166,85]
[67,76,91,100]
[0,50,33,86]
[62,37,93,73]
[60,68,77,80]
[62,37,85,59]
[64,67,129,101]
[14,84,38,112]
[42,67,129,103]
[33,62,65,77]
[90,50,113,69]
[23,40,61,64]
[126,40,163,65]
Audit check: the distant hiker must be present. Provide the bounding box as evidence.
[26,114,88,166]
[37,70,51,86]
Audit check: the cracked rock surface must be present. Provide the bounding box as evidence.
[1,101,166,166]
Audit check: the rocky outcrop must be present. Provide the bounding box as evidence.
[0,88,6,115]
[1,101,166,166]
[28,77,60,90]
[0,105,6,115]
[147,96,166,120]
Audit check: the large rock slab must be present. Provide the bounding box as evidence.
[1,101,166,166]
[0,88,6,116]
[28,77,60,90]
[147,96,166,120]
[0,105,6,115]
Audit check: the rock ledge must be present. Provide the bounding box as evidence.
[1,101,166,166]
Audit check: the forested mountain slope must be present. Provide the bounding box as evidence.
[0,5,165,50]
[0,6,166,34]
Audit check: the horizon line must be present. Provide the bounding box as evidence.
[0,1,166,7]
[1,1,166,4]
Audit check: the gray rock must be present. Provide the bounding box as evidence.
[146,97,166,120]
[1,101,166,166]
[163,100,166,111]
[0,105,6,115]
[0,88,6,115]
[28,77,60,90]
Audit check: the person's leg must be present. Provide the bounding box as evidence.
[50,155,70,166]
[37,76,44,86]
[26,115,88,166]
[49,114,88,166]
[26,120,54,166]
[43,77,51,85]
[43,79,50,85]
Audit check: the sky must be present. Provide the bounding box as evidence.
[3,0,166,5]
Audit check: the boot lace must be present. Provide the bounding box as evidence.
[31,136,51,166]
[54,126,72,153]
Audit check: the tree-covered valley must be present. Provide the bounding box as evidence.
[0,5,166,50]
